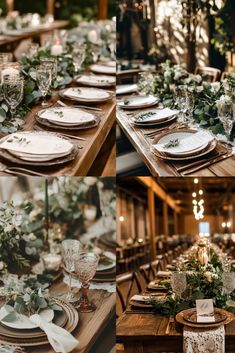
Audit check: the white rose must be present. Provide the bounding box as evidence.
[164,70,171,79]
[84,177,97,186]
[29,210,37,221]
[4,224,14,233]
[204,271,212,282]
[0,261,5,270]
[28,233,36,241]
[196,86,203,93]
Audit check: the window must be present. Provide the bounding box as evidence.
[199,222,210,237]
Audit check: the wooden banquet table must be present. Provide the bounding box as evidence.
[8,280,116,353]
[117,106,235,177]
[0,90,116,176]
[116,311,235,353]
[0,21,69,50]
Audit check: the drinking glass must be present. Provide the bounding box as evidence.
[61,239,81,303]
[0,52,13,65]
[171,272,187,298]
[3,75,24,119]
[75,252,99,312]
[217,100,234,140]
[40,57,57,81]
[185,91,195,121]
[36,65,52,106]
[222,272,235,300]
[72,44,86,75]
[174,86,187,123]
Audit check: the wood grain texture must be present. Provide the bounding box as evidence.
[28,281,115,353]
[117,107,235,176]
[116,306,235,352]
[0,89,115,176]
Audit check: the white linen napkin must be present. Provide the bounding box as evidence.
[157,271,171,277]
[130,295,151,302]
[30,314,79,353]
[154,130,214,154]
[183,325,225,353]
[116,84,137,95]
[40,108,95,125]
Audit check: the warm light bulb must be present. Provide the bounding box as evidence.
[222,222,226,228]
[199,189,203,195]
[119,216,125,222]
[194,178,199,184]
[193,200,197,205]
[192,192,196,197]
[227,222,231,227]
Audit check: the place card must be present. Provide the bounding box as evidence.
[196,299,215,323]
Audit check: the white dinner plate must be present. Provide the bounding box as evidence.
[153,130,213,157]
[90,64,116,75]
[133,108,179,124]
[37,107,96,126]
[117,95,158,109]
[60,87,113,103]
[97,251,116,271]
[0,132,74,162]
[75,74,116,87]
[0,307,54,330]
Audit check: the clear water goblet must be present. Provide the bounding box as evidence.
[185,91,195,122]
[61,239,81,303]
[72,44,86,75]
[3,75,24,119]
[174,86,187,123]
[75,252,99,312]
[36,65,52,107]
[217,100,234,140]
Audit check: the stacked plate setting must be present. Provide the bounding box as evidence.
[93,251,116,283]
[0,131,76,166]
[75,74,116,87]
[132,108,179,127]
[117,95,159,109]
[90,62,116,75]
[0,298,79,347]
[36,107,100,130]
[60,87,114,104]
[152,129,216,161]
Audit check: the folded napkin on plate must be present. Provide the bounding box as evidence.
[30,314,79,353]
[183,325,225,353]
[154,130,214,154]
[64,88,108,100]
[135,108,179,122]
[130,295,152,302]
[157,271,171,277]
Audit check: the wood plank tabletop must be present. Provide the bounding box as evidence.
[0,88,115,176]
[116,308,235,352]
[0,21,69,47]
[117,107,235,177]
[27,281,116,353]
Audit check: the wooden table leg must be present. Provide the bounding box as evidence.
[124,342,144,353]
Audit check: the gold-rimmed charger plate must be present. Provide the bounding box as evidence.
[176,308,234,329]
[0,298,79,347]
[152,129,217,161]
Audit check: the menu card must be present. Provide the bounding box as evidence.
[196,299,215,323]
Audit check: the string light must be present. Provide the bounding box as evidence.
[119,216,125,222]
[192,179,204,220]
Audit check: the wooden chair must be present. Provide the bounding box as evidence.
[195,66,221,82]
[139,263,155,285]
[116,272,142,316]
[221,71,229,81]
[150,259,161,277]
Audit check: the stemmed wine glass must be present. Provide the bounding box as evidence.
[217,98,234,140]
[36,65,52,107]
[40,57,58,91]
[61,239,81,303]
[222,272,235,301]
[75,252,99,312]
[72,43,86,75]
[185,91,195,122]
[3,75,24,119]
[174,86,187,123]
[171,272,187,298]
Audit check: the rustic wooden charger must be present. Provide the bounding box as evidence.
[133,115,176,128]
[0,298,79,347]
[176,308,234,329]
